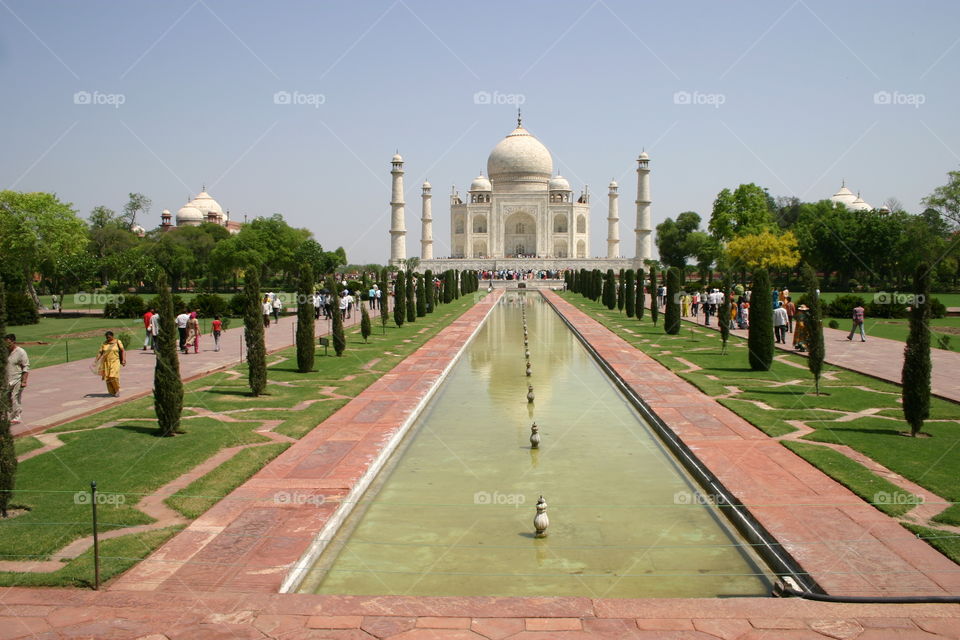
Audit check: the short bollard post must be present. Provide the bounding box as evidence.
[90,481,100,590]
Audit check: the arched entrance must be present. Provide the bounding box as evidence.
[503,211,536,257]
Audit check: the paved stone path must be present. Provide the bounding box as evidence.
[674,308,960,403]
[14,306,377,437]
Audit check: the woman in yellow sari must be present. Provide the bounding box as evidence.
[95,331,126,396]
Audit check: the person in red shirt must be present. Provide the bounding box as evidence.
[785,296,796,332]
[211,315,223,352]
[848,305,866,342]
[142,308,154,350]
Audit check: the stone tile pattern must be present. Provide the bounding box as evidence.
[111,292,504,595]
[543,291,959,598]
[0,588,957,638]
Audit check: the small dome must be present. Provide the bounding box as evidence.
[638,151,649,160]
[608,179,618,189]
[487,125,553,183]
[161,209,171,215]
[422,181,432,189]
[850,193,872,211]
[830,183,857,207]
[470,173,492,192]
[549,175,571,192]
[176,205,203,224]
[392,153,403,163]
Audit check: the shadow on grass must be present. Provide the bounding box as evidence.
[201,388,268,398]
[807,426,906,438]
[114,423,162,437]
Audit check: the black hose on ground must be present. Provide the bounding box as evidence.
[773,581,960,604]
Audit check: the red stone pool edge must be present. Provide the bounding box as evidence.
[2,289,957,638]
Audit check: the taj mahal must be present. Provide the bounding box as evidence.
[388,115,653,272]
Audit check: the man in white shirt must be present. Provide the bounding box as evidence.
[272,296,282,324]
[339,290,352,319]
[175,311,190,353]
[149,312,161,350]
[5,333,30,424]
[773,302,789,344]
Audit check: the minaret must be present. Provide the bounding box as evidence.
[389,153,406,265]
[607,179,620,258]
[634,151,652,264]
[421,181,433,260]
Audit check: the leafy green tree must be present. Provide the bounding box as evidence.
[747,268,774,371]
[360,303,371,343]
[802,264,825,394]
[406,271,416,323]
[122,192,152,230]
[394,270,406,327]
[636,268,645,320]
[708,184,775,242]
[902,262,932,436]
[153,273,184,436]
[922,168,960,228]
[656,211,703,269]
[664,267,681,334]
[624,269,636,318]
[0,283,17,517]
[415,273,426,317]
[727,230,801,272]
[0,190,88,306]
[649,268,658,325]
[243,269,267,395]
[295,265,315,372]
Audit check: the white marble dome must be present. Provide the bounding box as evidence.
[549,175,571,191]
[188,191,223,216]
[830,183,857,207]
[176,205,203,224]
[486,125,553,182]
[470,174,492,191]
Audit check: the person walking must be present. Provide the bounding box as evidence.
[848,304,867,342]
[262,296,272,329]
[211,315,223,352]
[187,310,201,354]
[773,301,789,344]
[313,290,322,320]
[5,334,30,424]
[94,331,126,397]
[142,308,155,350]
[793,304,810,351]
[785,296,796,333]
[175,309,190,353]
[149,311,160,350]
[339,289,350,319]
[272,295,282,324]
[368,284,377,311]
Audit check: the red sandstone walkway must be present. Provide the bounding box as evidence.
[14,307,374,437]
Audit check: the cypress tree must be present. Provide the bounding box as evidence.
[360,302,371,343]
[153,272,184,436]
[748,268,774,371]
[719,274,732,354]
[295,264,315,373]
[444,270,454,303]
[665,267,681,334]
[802,264,825,394]
[603,269,616,309]
[579,269,588,297]
[454,270,461,298]
[416,273,426,317]
[0,284,16,517]
[244,268,267,395]
[394,270,406,327]
[424,269,434,313]
[406,270,416,323]
[330,276,346,356]
[593,270,602,302]
[624,269,636,317]
[902,262,932,437]
[617,269,625,312]
[649,268,658,325]
[636,268,645,320]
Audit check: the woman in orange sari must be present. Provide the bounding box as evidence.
[95,331,126,396]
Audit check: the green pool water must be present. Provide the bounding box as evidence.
[299,293,774,598]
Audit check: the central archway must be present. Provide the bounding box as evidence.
[503,211,536,257]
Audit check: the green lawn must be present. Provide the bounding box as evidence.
[2,294,480,587]
[818,291,960,307]
[9,316,145,369]
[36,291,296,312]
[560,292,960,564]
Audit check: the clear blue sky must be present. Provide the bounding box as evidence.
[2,1,958,263]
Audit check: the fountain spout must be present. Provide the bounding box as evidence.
[530,422,540,448]
[534,495,549,537]
[527,385,535,403]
